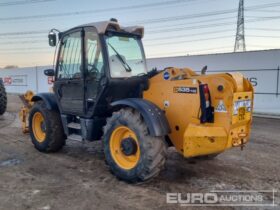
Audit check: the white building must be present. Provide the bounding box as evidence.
[0,49,279,115]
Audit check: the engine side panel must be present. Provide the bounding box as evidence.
[144,68,254,157]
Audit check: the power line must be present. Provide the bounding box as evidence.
[247,44,280,48]
[146,46,234,57]
[130,2,280,25]
[0,2,279,37]
[0,0,55,7]
[146,16,280,34]
[247,15,280,20]
[0,35,47,40]
[247,9,280,13]
[1,33,277,46]
[144,35,234,47]
[247,35,280,38]
[0,30,47,36]
[147,21,235,33]
[144,29,235,41]
[0,47,49,51]
[1,2,280,53]
[145,16,236,30]
[0,40,46,45]
[0,29,235,43]
[0,20,235,37]
[144,14,280,33]
[247,28,280,31]
[0,51,52,54]
[0,14,278,43]
[0,1,279,23]
[0,17,237,37]
[0,0,200,22]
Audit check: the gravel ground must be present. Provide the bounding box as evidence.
[0,95,279,210]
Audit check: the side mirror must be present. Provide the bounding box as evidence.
[44,69,55,76]
[201,65,208,75]
[48,32,57,47]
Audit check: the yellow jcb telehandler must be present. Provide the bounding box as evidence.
[22,19,254,182]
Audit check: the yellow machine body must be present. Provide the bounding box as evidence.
[144,68,254,158]
[19,90,34,133]
[19,68,254,158]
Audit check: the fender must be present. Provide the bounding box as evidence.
[111,98,171,137]
[31,93,59,111]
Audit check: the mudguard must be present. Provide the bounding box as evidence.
[31,93,59,111]
[111,98,171,137]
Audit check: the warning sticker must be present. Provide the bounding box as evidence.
[215,100,227,113]
[173,87,197,94]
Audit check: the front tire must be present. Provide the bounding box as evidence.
[103,108,167,183]
[29,101,66,152]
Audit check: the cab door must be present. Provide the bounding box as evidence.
[54,29,85,116]
[84,27,105,116]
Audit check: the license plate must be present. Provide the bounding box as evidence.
[233,99,251,115]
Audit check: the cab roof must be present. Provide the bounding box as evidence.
[66,20,144,38]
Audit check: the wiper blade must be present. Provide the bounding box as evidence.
[108,43,132,72]
[136,73,147,76]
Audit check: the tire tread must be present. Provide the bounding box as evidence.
[103,108,167,182]
[29,101,65,152]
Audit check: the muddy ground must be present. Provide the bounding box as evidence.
[0,95,279,210]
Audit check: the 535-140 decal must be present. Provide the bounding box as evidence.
[173,87,197,94]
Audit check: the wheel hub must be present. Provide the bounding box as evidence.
[121,137,138,156]
[32,112,46,143]
[109,126,140,170]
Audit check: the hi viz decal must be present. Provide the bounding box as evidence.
[173,87,197,94]
[215,100,227,113]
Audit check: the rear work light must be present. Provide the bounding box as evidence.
[199,84,214,123]
[203,84,210,108]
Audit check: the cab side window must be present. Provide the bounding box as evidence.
[85,29,104,80]
[57,31,82,79]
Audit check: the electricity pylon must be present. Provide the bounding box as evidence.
[234,0,246,52]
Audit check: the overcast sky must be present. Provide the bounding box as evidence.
[0,0,279,67]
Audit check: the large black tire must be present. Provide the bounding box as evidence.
[29,101,66,152]
[0,80,7,115]
[103,108,167,183]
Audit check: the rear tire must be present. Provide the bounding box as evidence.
[29,101,66,152]
[103,108,167,183]
[0,80,7,115]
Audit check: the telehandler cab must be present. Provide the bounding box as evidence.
[28,19,254,182]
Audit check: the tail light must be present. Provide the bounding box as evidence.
[199,84,214,123]
[203,84,210,108]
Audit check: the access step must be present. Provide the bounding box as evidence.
[67,122,81,130]
[67,134,83,142]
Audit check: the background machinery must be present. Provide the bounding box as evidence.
[24,19,254,182]
[19,90,34,133]
[0,79,7,116]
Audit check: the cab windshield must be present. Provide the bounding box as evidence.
[105,33,147,78]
